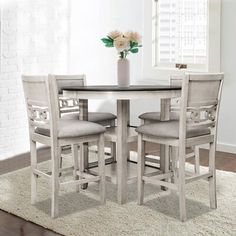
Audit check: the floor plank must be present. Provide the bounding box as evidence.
[0,210,62,236]
[0,143,235,235]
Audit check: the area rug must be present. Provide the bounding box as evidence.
[0,151,235,236]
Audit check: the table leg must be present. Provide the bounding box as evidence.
[79,99,89,189]
[160,98,171,189]
[117,100,129,204]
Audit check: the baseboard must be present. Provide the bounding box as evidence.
[216,142,236,154]
[199,142,236,154]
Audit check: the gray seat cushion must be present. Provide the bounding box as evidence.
[136,121,210,139]
[35,119,106,138]
[61,112,117,123]
[139,111,179,121]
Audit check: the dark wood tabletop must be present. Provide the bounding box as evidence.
[62,85,181,92]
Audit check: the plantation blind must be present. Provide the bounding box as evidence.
[153,0,208,69]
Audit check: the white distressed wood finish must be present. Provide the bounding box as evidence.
[98,134,106,204]
[160,98,171,190]
[137,134,145,205]
[53,75,117,177]
[30,139,37,204]
[63,86,181,204]
[63,90,181,101]
[141,76,201,174]
[22,75,106,218]
[136,73,224,222]
[117,100,129,204]
[72,144,80,192]
[88,161,160,185]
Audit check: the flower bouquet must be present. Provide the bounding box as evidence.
[101,30,142,87]
[101,30,142,58]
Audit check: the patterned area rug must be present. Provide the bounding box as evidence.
[0,151,235,236]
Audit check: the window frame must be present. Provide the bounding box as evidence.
[142,0,221,81]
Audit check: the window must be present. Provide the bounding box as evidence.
[142,0,221,81]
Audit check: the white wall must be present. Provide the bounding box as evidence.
[69,0,162,125]
[69,0,144,116]
[69,0,236,153]
[217,0,236,153]
[0,0,70,159]
[0,0,235,159]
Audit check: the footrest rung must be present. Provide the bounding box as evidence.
[75,171,97,180]
[33,169,51,179]
[60,176,101,187]
[186,172,212,183]
[142,176,177,190]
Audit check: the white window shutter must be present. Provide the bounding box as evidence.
[154,0,208,69]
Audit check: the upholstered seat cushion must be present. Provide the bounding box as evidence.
[139,111,179,121]
[61,112,117,123]
[35,119,106,138]
[136,121,210,139]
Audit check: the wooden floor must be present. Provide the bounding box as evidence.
[0,144,235,236]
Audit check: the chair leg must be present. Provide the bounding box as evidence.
[51,145,60,218]
[80,143,89,189]
[209,142,217,209]
[170,146,178,184]
[30,139,37,205]
[137,134,145,205]
[110,120,117,163]
[194,146,200,174]
[178,145,187,222]
[111,142,116,163]
[72,144,80,193]
[98,134,106,204]
[58,147,63,177]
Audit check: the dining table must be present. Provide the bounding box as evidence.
[63,85,181,204]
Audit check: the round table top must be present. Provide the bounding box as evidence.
[62,85,181,92]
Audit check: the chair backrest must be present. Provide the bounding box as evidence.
[179,73,224,140]
[170,75,183,87]
[22,75,60,139]
[52,75,86,115]
[55,74,86,94]
[170,75,183,109]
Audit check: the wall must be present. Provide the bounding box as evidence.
[0,0,69,159]
[69,0,161,125]
[69,0,236,153]
[69,0,144,117]
[132,0,236,153]
[0,0,235,159]
[217,0,236,153]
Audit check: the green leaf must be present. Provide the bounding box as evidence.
[101,38,113,44]
[130,41,134,48]
[130,48,139,53]
[130,41,139,49]
[105,42,114,47]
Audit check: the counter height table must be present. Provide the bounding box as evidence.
[63,85,181,204]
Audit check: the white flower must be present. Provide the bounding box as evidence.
[124,31,142,43]
[114,36,130,52]
[108,30,122,40]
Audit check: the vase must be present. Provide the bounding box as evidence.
[117,58,130,87]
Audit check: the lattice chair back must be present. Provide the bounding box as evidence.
[179,73,224,139]
[53,75,86,115]
[22,75,60,138]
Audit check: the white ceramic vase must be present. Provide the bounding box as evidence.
[117,58,130,87]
